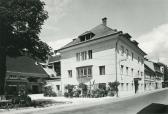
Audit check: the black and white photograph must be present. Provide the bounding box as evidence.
[0,0,168,114]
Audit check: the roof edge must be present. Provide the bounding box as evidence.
[58,31,122,51]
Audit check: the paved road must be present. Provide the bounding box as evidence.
[2,89,168,114]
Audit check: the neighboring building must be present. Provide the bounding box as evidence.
[144,60,164,91]
[42,55,62,96]
[6,56,48,95]
[157,62,168,88]
[144,60,157,90]
[58,18,146,96]
[154,63,164,89]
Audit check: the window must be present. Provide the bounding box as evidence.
[126,49,129,59]
[120,65,124,74]
[99,66,105,75]
[126,67,128,75]
[9,75,18,79]
[76,53,80,61]
[131,52,134,61]
[141,72,143,77]
[81,52,85,60]
[56,85,60,91]
[79,33,95,42]
[76,50,92,61]
[68,70,72,78]
[131,68,133,77]
[126,83,129,91]
[121,46,124,56]
[138,70,140,76]
[88,50,92,59]
[121,83,124,91]
[77,66,92,78]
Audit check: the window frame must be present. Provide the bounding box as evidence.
[68,70,72,78]
[99,66,105,75]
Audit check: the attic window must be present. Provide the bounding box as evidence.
[79,33,95,42]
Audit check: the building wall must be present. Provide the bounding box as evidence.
[60,35,145,95]
[61,36,117,94]
[117,38,145,95]
[5,72,45,95]
[45,79,62,96]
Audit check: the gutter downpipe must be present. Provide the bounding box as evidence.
[115,37,120,97]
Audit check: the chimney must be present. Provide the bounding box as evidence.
[102,17,107,26]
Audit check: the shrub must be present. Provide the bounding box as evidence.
[79,83,87,97]
[73,89,81,97]
[108,81,120,96]
[12,89,32,107]
[44,86,57,97]
[65,84,74,97]
[64,92,69,97]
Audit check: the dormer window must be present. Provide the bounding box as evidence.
[79,32,95,42]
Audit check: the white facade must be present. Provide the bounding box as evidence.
[60,33,146,95]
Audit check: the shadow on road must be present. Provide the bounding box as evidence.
[137,103,168,114]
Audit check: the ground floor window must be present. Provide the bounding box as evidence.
[56,85,60,91]
[121,83,124,91]
[77,66,92,78]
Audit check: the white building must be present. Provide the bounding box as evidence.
[58,18,146,96]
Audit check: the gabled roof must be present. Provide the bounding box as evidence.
[58,18,146,56]
[6,56,48,77]
[60,24,119,50]
[144,60,155,72]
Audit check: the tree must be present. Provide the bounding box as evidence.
[0,0,50,95]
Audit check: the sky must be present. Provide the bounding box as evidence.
[40,0,168,64]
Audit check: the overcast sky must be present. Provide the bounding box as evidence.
[40,0,168,64]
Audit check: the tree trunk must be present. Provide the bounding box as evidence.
[0,48,6,95]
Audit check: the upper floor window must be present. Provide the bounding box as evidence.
[141,72,143,77]
[76,53,80,61]
[131,52,134,61]
[126,67,129,75]
[99,66,105,75]
[79,33,95,42]
[131,68,133,76]
[120,65,124,74]
[68,70,72,78]
[138,70,140,76]
[88,50,92,59]
[121,46,124,56]
[76,50,92,61]
[77,66,92,78]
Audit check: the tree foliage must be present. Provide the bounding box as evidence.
[0,0,50,60]
[0,0,50,95]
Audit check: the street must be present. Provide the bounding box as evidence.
[2,88,167,114]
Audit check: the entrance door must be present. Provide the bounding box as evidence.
[134,80,139,93]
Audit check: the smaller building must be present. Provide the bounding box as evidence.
[6,56,48,95]
[144,60,164,91]
[42,55,62,96]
